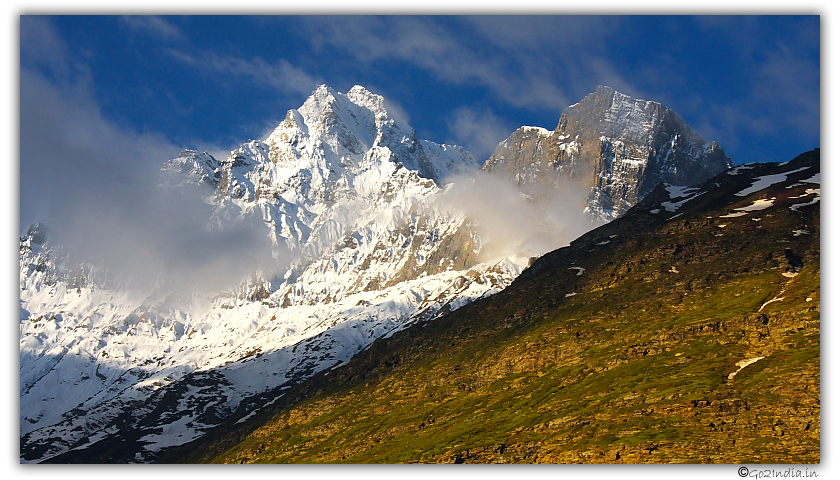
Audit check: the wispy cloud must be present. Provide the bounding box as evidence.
[678,16,820,161]
[20,16,83,83]
[298,16,618,113]
[20,20,281,296]
[440,171,595,261]
[752,42,820,138]
[21,65,280,295]
[119,15,183,41]
[168,48,321,98]
[463,15,617,51]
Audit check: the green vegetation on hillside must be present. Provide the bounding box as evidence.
[169,152,819,464]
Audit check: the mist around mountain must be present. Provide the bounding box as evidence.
[19,85,802,464]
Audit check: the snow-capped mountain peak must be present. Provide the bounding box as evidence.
[265,85,477,185]
[20,85,515,463]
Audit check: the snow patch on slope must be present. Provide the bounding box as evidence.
[720,198,775,218]
[735,167,810,197]
[661,184,703,212]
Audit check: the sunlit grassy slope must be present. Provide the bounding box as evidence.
[170,150,819,464]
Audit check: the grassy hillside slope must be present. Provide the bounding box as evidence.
[171,150,820,464]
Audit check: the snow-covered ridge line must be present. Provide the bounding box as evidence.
[19,84,543,463]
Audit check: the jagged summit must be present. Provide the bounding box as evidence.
[483,86,732,221]
[262,84,477,184]
[163,85,477,196]
[565,85,727,162]
[582,85,675,141]
[293,84,405,134]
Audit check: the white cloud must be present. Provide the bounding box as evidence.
[119,15,183,41]
[299,16,587,112]
[439,171,595,261]
[19,18,283,297]
[168,48,321,98]
[21,65,281,296]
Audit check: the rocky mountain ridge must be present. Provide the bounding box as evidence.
[482,85,732,220]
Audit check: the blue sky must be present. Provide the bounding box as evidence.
[18,14,820,229]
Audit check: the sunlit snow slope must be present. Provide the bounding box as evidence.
[20,85,529,462]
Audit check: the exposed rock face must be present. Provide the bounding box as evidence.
[482,85,732,220]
